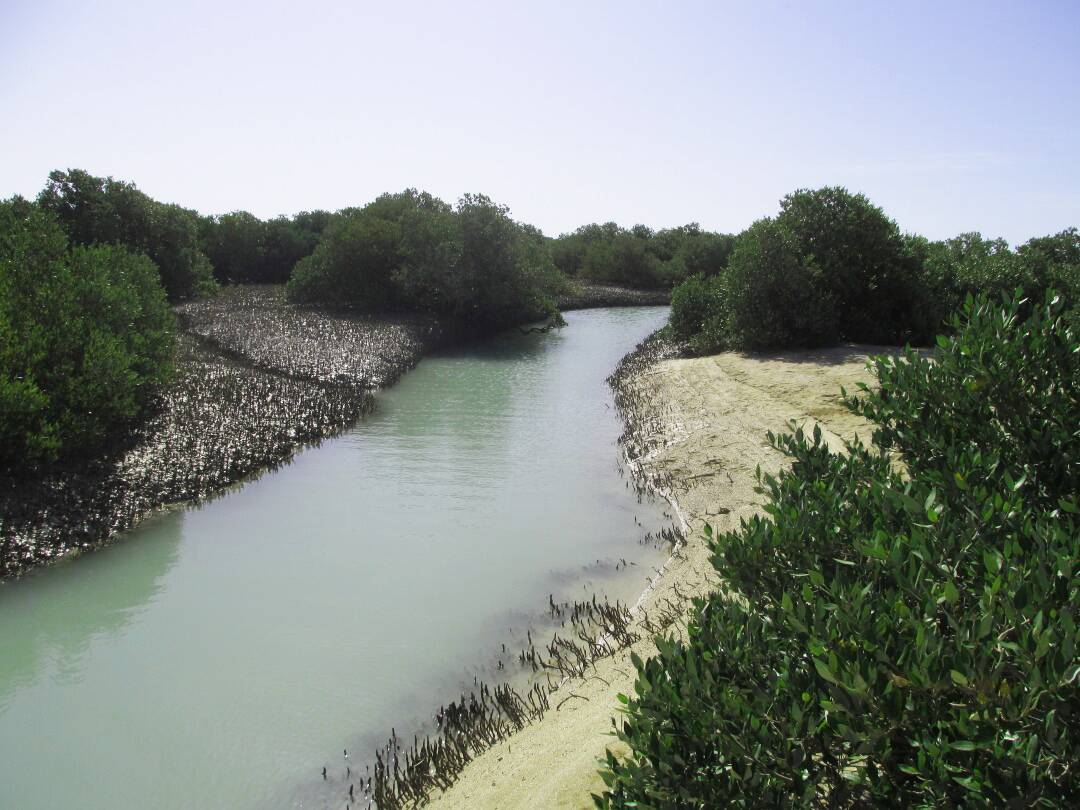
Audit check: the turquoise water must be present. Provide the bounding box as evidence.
[0,306,672,810]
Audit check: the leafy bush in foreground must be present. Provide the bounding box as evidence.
[598,292,1079,807]
[0,199,175,469]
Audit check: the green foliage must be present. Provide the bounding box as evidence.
[421,195,562,331]
[0,199,174,469]
[288,190,564,334]
[671,187,1078,353]
[585,232,663,288]
[853,291,1079,502]
[918,233,1027,325]
[916,230,1080,329]
[720,218,840,350]
[775,187,918,345]
[552,222,734,289]
[598,292,1080,808]
[669,187,919,352]
[666,227,736,281]
[200,209,329,284]
[667,273,723,345]
[37,168,217,301]
[1019,229,1080,297]
[287,190,449,308]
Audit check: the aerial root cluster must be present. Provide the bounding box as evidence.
[362,584,691,809]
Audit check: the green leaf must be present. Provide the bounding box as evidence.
[952,775,981,792]
[942,580,959,604]
[814,659,839,685]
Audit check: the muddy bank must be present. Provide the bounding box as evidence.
[557,282,670,311]
[1,288,443,579]
[427,339,894,809]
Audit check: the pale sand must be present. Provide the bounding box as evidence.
[429,344,894,809]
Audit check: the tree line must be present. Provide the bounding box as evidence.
[3,170,1077,474]
[35,168,333,298]
[667,186,1079,352]
[549,222,736,289]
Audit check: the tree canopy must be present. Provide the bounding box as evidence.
[37,169,217,301]
[288,190,564,334]
[669,186,1079,352]
[200,209,330,284]
[550,222,734,289]
[1,198,175,469]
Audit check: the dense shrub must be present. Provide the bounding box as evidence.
[670,187,1078,353]
[599,292,1080,808]
[775,187,921,344]
[37,168,217,301]
[286,191,434,308]
[0,200,175,469]
[719,218,840,350]
[552,222,734,289]
[667,274,722,343]
[668,187,923,352]
[914,233,1027,326]
[199,211,264,283]
[914,230,1080,329]
[1019,229,1080,302]
[582,232,663,288]
[410,195,563,332]
[288,190,564,334]
[661,227,736,282]
[201,209,330,284]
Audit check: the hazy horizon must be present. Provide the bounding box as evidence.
[2,0,1078,244]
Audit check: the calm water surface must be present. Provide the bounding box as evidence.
[0,307,672,810]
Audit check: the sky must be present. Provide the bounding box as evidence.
[1,0,1078,244]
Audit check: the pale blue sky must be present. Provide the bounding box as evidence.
[2,0,1077,243]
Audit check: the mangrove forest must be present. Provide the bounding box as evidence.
[2,168,1078,809]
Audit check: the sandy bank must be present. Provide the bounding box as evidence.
[429,343,896,809]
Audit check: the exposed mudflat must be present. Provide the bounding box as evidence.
[428,342,897,809]
[177,285,443,388]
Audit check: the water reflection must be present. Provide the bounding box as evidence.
[0,511,182,708]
